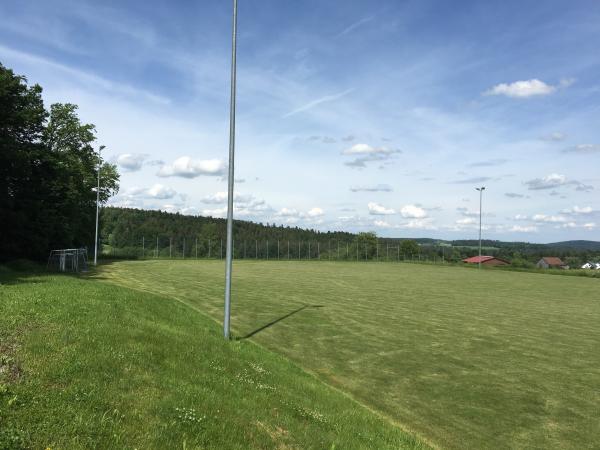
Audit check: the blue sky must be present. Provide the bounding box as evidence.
[1,0,599,242]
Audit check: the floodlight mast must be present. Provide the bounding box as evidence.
[223,0,238,340]
[476,186,486,270]
[94,145,105,266]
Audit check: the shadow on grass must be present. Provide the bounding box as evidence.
[236,304,324,340]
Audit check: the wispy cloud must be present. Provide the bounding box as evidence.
[335,15,375,38]
[563,144,600,154]
[350,184,393,192]
[0,45,170,105]
[450,176,492,184]
[283,88,354,118]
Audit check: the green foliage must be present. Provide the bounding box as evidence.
[400,239,420,256]
[0,64,119,261]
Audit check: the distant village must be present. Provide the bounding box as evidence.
[463,256,600,270]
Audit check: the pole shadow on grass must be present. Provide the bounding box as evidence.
[236,304,324,340]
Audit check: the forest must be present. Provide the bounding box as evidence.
[100,207,600,266]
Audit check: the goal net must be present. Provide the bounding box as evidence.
[47,248,89,273]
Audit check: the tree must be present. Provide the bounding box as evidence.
[0,64,119,261]
[354,232,378,259]
[400,239,420,257]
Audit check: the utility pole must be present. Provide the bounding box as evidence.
[223,0,238,339]
[476,186,486,270]
[94,145,105,265]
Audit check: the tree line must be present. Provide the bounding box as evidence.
[0,63,119,261]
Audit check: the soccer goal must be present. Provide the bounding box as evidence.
[47,248,89,273]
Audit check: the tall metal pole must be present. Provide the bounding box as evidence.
[223,0,238,340]
[93,145,104,265]
[476,186,486,270]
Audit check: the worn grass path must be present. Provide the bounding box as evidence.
[99,259,600,449]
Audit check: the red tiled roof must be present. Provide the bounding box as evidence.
[542,257,565,266]
[463,256,495,263]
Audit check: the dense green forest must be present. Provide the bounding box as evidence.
[101,207,600,266]
[0,63,119,261]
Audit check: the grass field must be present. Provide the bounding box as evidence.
[98,260,600,449]
[0,265,424,449]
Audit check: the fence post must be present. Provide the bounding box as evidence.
[298,241,301,260]
[256,239,258,259]
[308,242,311,260]
[142,236,145,258]
[244,240,246,259]
[156,236,158,258]
[209,239,211,259]
[287,240,290,260]
[277,240,280,260]
[267,240,269,260]
[170,237,172,258]
[318,242,320,260]
[183,238,186,259]
[220,239,223,259]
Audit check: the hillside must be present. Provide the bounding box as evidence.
[100,207,600,263]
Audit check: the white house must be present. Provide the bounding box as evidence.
[581,262,594,269]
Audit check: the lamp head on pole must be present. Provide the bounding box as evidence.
[476,186,486,192]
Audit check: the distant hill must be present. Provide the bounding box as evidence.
[546,240,600,251]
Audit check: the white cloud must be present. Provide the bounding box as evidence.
[275,207,300,217]
[116,153,148,172]
[342,144,401,168]
[532,214,567,223]
[513,214,529,221]
[561,206,594,215]
[558,222,577,229]
[524,173,569,190]
[583,223,597,230]
[456,218,476,225]
[158,156,226,178]
[510,225,538,232]
[350,184,393,192]
[400,204,427,219]
[368,202,395,215]
[307,207,324,217]
[373,220,392,228]
[201,206,227,217]
[484,79,564,98]
[147,184,177,199]
[401,218,436,230]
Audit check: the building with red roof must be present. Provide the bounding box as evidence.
[536,257,569,270]
[462,255,510,266]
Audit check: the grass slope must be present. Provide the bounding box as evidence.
[100,260,600,449]
[0,267,424,449]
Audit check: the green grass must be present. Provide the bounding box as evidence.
[98,260,600,449]
[0,266,425,449]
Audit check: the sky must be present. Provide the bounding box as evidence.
[1,0,599,243]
